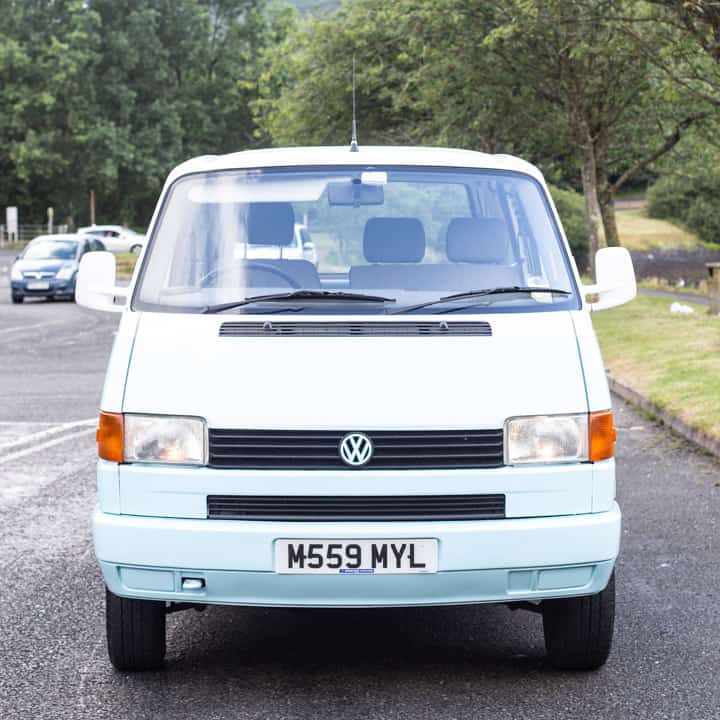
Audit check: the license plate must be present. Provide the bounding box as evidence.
[275,539,438,574]
[26,281,50,290]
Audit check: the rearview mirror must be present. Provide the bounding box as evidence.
[327,181,384,206]
[75,251,128,312]
[583,246,636,311]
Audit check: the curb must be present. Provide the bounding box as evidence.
[608,375,720,460]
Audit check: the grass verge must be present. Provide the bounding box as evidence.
[615,207,700,251]
[116,253,138,278]
[592,293,720,440]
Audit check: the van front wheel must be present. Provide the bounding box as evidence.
[106,588,166,671]
[541,571,615,671]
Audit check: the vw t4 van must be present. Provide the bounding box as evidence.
[77,146,636,672]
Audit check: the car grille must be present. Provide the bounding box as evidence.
[208,429,505,470]
[219,321,492,337]
[207,494,506,521]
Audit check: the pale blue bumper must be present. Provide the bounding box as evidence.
[95,503,621,608]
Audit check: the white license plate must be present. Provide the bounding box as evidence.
[26,281,50,290]
[275,539,438,574]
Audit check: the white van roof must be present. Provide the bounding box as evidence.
[167,146,545,186]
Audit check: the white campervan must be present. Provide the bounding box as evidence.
[77,146,636,672]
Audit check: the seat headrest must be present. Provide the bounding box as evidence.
[246,202,295,247]
[363,218,425,263]
[446,218,511,264]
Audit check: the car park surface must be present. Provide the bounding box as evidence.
[0,265,718,718]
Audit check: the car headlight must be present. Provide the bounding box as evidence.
[56,265,76,280]
[124,414,206,465]
[11,266,23,281]
[505,414,589,465]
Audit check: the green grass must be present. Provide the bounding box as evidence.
[615,207,701,251]
[592,294,720,440]
[115,253,138,278]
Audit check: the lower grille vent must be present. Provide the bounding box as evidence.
[207,494,506,521]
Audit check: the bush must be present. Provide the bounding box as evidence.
[647,168,720,246]
[548,185,588,270]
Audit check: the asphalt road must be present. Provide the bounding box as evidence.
[1,253,719,719]
[639,287,710,307]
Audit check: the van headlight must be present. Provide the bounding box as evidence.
[11,265,23,281]
[505,414,588,465]
[124,414,206,465]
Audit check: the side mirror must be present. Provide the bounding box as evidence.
[583,246,636,311]
[75,251,128,312]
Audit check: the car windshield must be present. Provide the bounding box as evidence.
[134,166,579,314]
[24,239,78,260]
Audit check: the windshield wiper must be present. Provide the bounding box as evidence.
[391,286,572,314]
[202,290,397,314]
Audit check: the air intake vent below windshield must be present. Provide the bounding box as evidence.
[218,321,492,338]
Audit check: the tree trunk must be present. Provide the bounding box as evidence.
[594,132,620,248]
[579,140,605,273]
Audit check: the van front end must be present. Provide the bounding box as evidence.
[94,461,620,608]
[80,147,636,672]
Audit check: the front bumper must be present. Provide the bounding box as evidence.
[11,278,75,297]
[95,503,621,607]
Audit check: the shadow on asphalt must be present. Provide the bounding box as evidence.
[157,603,549,675]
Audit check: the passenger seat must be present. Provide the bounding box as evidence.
[445,217,521,288]
[349,217,426,290]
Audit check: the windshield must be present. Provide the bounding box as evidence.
[134,166,579,314]
[24,240,79,260]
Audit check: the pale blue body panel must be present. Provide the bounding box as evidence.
[94,502,620,607]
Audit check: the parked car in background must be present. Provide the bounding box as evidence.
[234,222,318,264]
[78,225,145,254]
[10,234,106,303]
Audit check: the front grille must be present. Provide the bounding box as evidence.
[208,429,504,470]
[207,494,506,521]
[219,321,492,338]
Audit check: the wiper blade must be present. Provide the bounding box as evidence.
[202,290,396,314]
[392,286,571,314]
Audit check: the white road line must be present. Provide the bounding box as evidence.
[0,417,97,454]
[0,320,65,335]
[0,427,96,465]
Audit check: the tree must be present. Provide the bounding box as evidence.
[255,0,702,268]
[0,0,276,228]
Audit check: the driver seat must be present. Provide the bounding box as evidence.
[241,202,320,288]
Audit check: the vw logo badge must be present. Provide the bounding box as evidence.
[339,432,373,467]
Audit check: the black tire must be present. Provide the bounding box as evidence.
[130,244,142,254]
[11,294,23,304]
[542,571,615,671]
[106,587,166,671]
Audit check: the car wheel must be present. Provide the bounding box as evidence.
[11,293,23,304]
[130,244,142,254]
[541,571,615,671]
[106,587,166,672]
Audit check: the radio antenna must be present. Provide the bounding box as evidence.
[350,57,359,152]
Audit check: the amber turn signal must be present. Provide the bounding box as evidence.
[97,412,123,463]
[589,410,616,462]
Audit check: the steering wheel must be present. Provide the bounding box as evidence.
[199,262,301,289]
